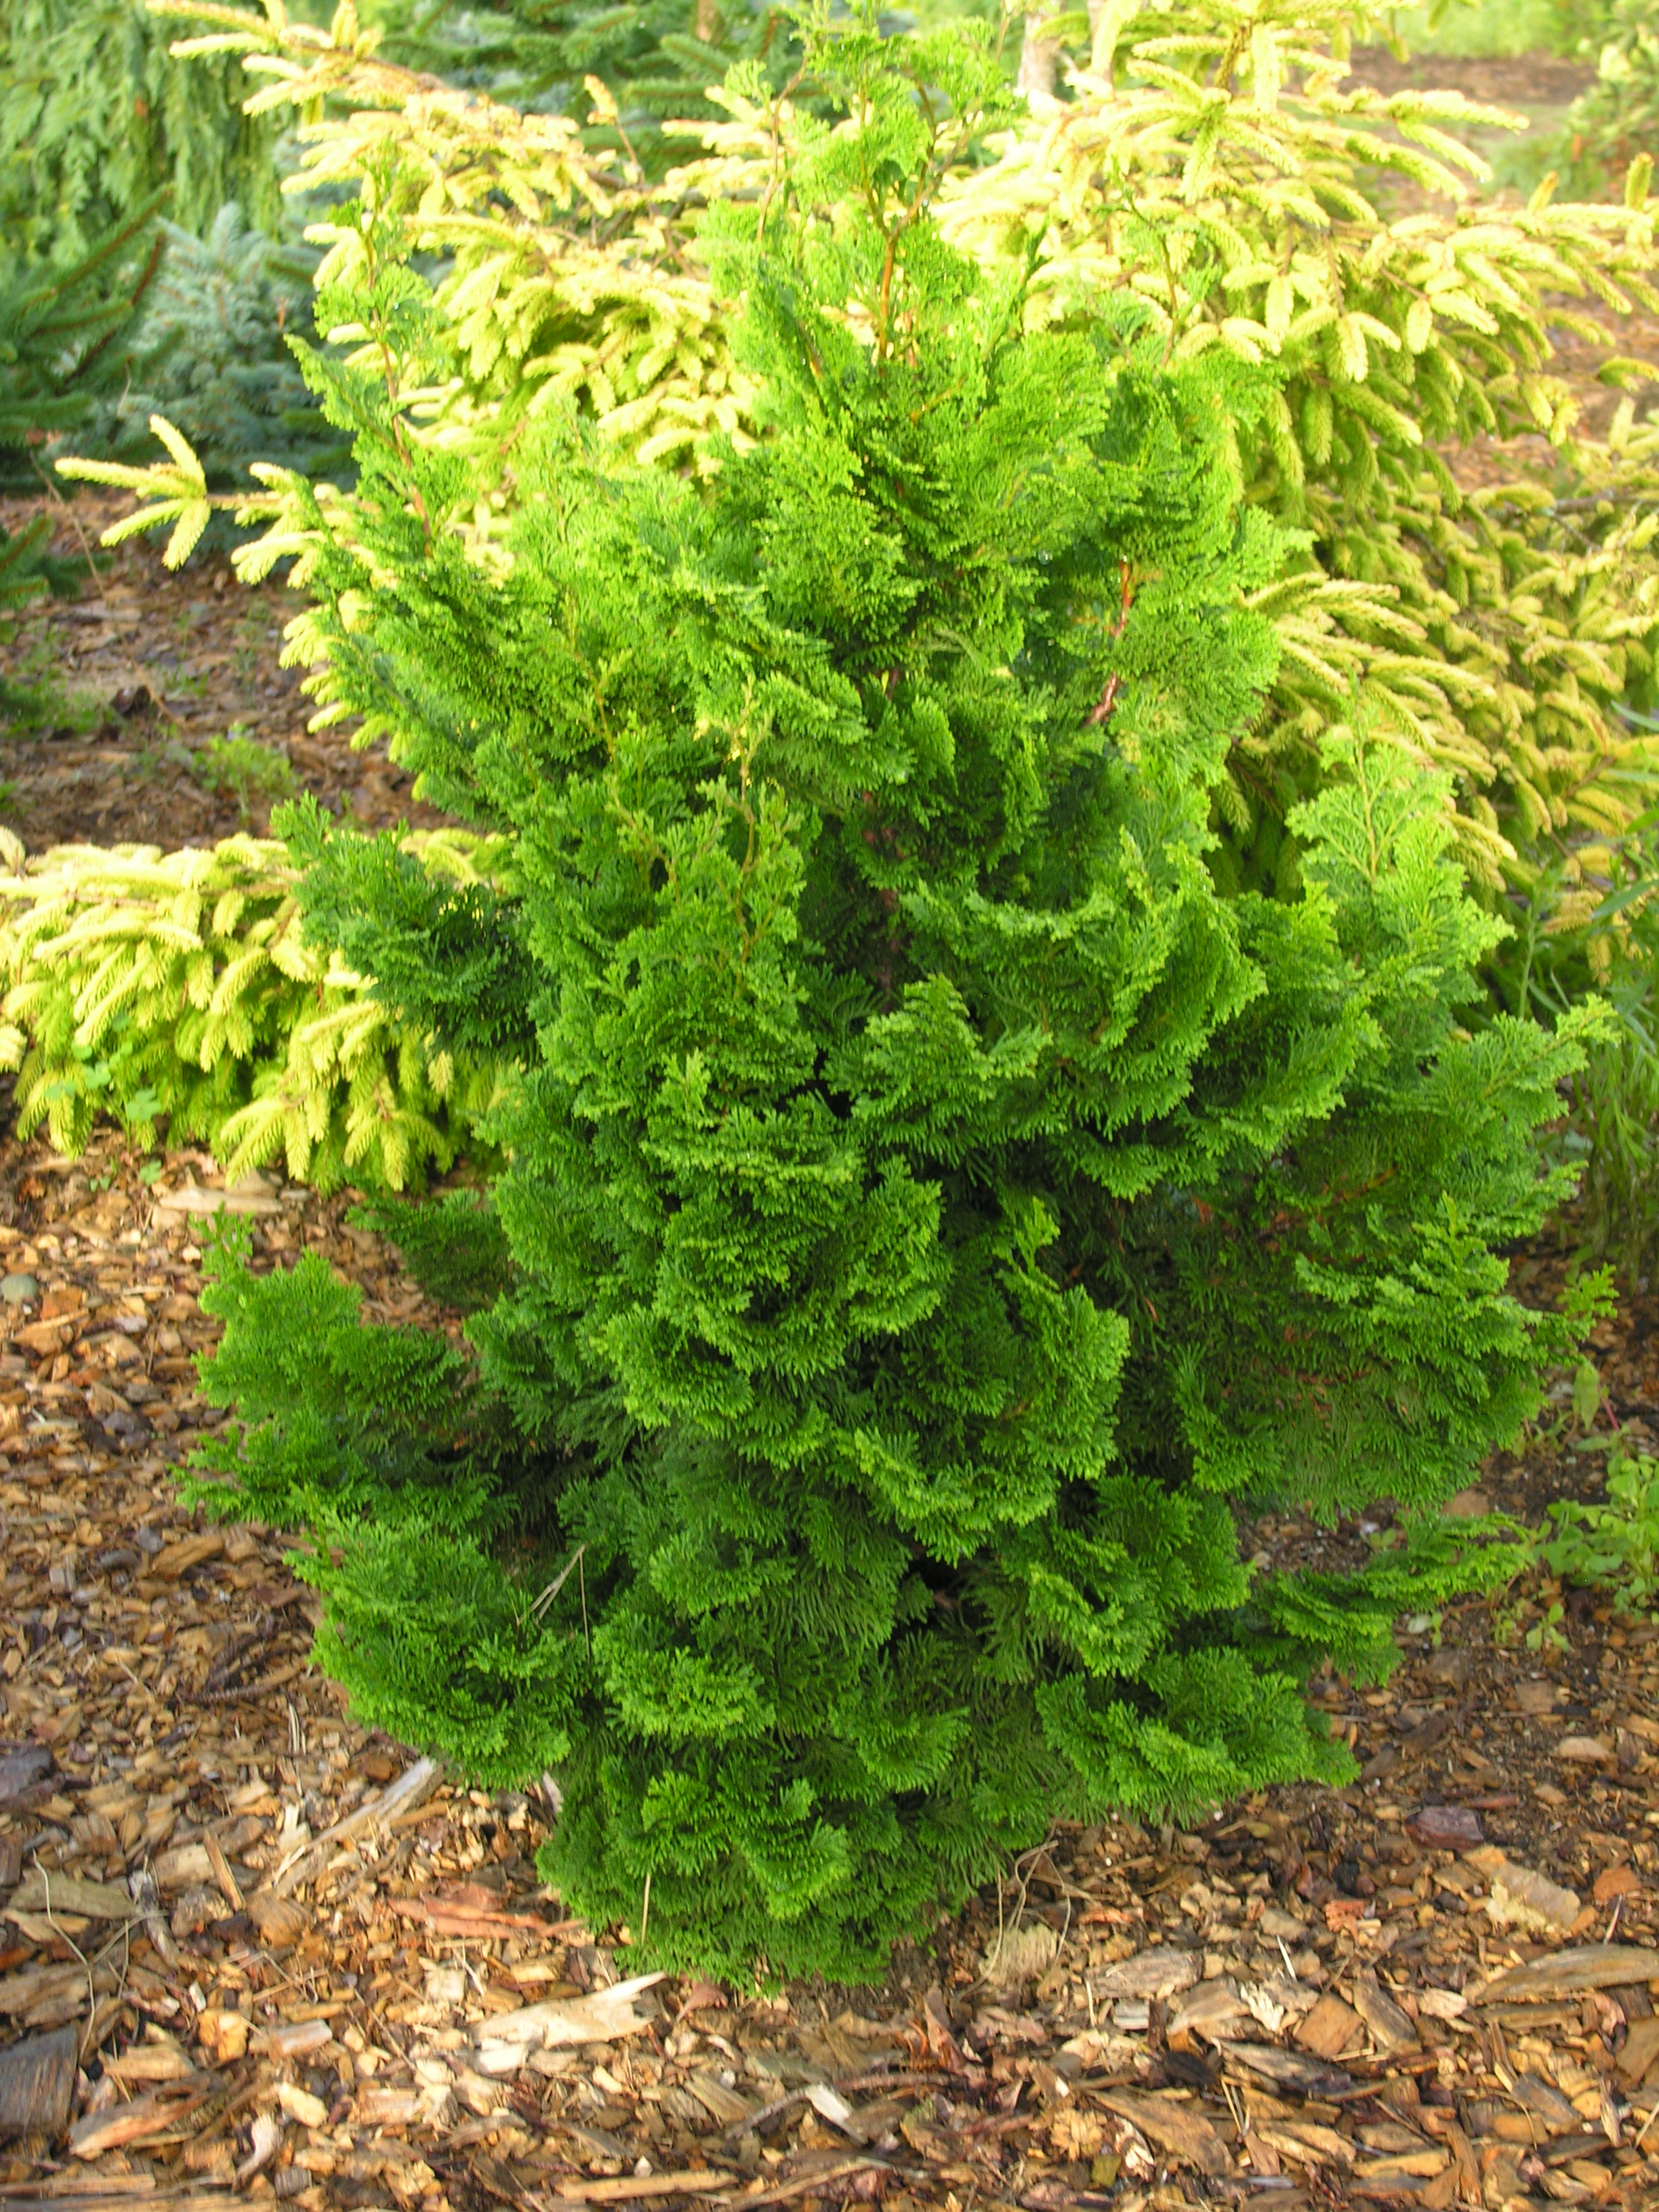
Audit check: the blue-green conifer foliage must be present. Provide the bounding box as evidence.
[192,15,1600,1979]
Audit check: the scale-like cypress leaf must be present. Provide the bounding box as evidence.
[185,14,1601,1980]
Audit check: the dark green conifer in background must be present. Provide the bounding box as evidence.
[92,205,348,504]
[0,1,283,267]
[364,0,799,173]
[191,12,1602,1979]
[1,197,165,705]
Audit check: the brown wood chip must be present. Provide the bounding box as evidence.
[1100,2089,1228,2176]
[0,2025,76,2140]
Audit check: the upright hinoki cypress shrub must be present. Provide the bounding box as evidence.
[191,16,1600,1979]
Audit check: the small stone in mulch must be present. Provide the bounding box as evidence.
[0,1745,52,1811]
[1407,1802,1483,1849]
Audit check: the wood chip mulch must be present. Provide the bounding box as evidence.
[0,493,443,848]
[5,157,1659,2202]
[0,1134,1654,2212]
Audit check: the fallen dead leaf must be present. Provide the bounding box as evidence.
[1555,1735,1615,1763]
[1593,1864,1642,1907]
[1511,1679,1558,1715]
[1168,1978,1252,2042]
[1467,1846,1580,1934]
[1417,1986,1468,2022]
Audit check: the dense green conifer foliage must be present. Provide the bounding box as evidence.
[190,14,1599,1978]
[94,206,346,497]
[0,0,282,267]
[0,201,167,473]
[1,199,165,708]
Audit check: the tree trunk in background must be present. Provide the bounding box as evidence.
[1017,8,1059,98]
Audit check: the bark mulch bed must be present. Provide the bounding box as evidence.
[0,1135,1655,2212]
[1348,48,1597,112]
[5,90,1659,2201]
[0,493,441,848]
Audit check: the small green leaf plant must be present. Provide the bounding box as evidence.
[182,12,1607,1983]
[1553,0,1659,195]
[190,726,298,825]
[1536,1440,1659,1612]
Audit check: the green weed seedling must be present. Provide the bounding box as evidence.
[1,631,103,737]
[191,728,295,825]
[1537,1442,1659,1614]
[1526,1597,1569,1654]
